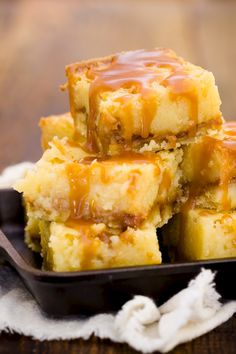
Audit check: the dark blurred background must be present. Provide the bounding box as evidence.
[0,0,236,169]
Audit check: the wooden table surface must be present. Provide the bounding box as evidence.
[0,0,236,353]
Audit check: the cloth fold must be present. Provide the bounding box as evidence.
[0,266,235,353]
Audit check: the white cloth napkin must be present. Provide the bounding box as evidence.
[0,266,235,353]
[0,162,34,188]
[0,163,236,353]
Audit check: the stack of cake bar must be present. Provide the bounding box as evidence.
[163,122,236,261]
[15,48,236,272]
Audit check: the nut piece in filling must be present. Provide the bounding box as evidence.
[66,48,222,154]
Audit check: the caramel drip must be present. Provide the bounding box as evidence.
[190,136,219,185]
[115,95,134,142]
[158,170,172,202]
[66,219,94,230]
[65,220,101,270]
[164,73,198,134]
[105,151,159,164]
[79,151,158,165]
[66,163,91,219]
[190,136,231,209]
[66,152,158,223]
[86,49,198,152]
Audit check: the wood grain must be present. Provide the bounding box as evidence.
[0,0,236,353]
[0,316,235,354]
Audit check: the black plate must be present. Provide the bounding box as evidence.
[0,188,236,317]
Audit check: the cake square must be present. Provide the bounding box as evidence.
[162,208,236,261]
[15,138,183,229]
[38,220,161,271]
[182,122,236,186]
[65,48,222,154]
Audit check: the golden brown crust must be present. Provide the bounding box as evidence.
[66,53,117,75]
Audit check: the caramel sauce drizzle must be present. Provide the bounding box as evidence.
[66,163,91,220]
[78,151,158,165]
[85,49,198,153]
[66,152,159,224]
[65,220,108,269]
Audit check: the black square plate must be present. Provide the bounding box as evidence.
[0,189,236,317]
